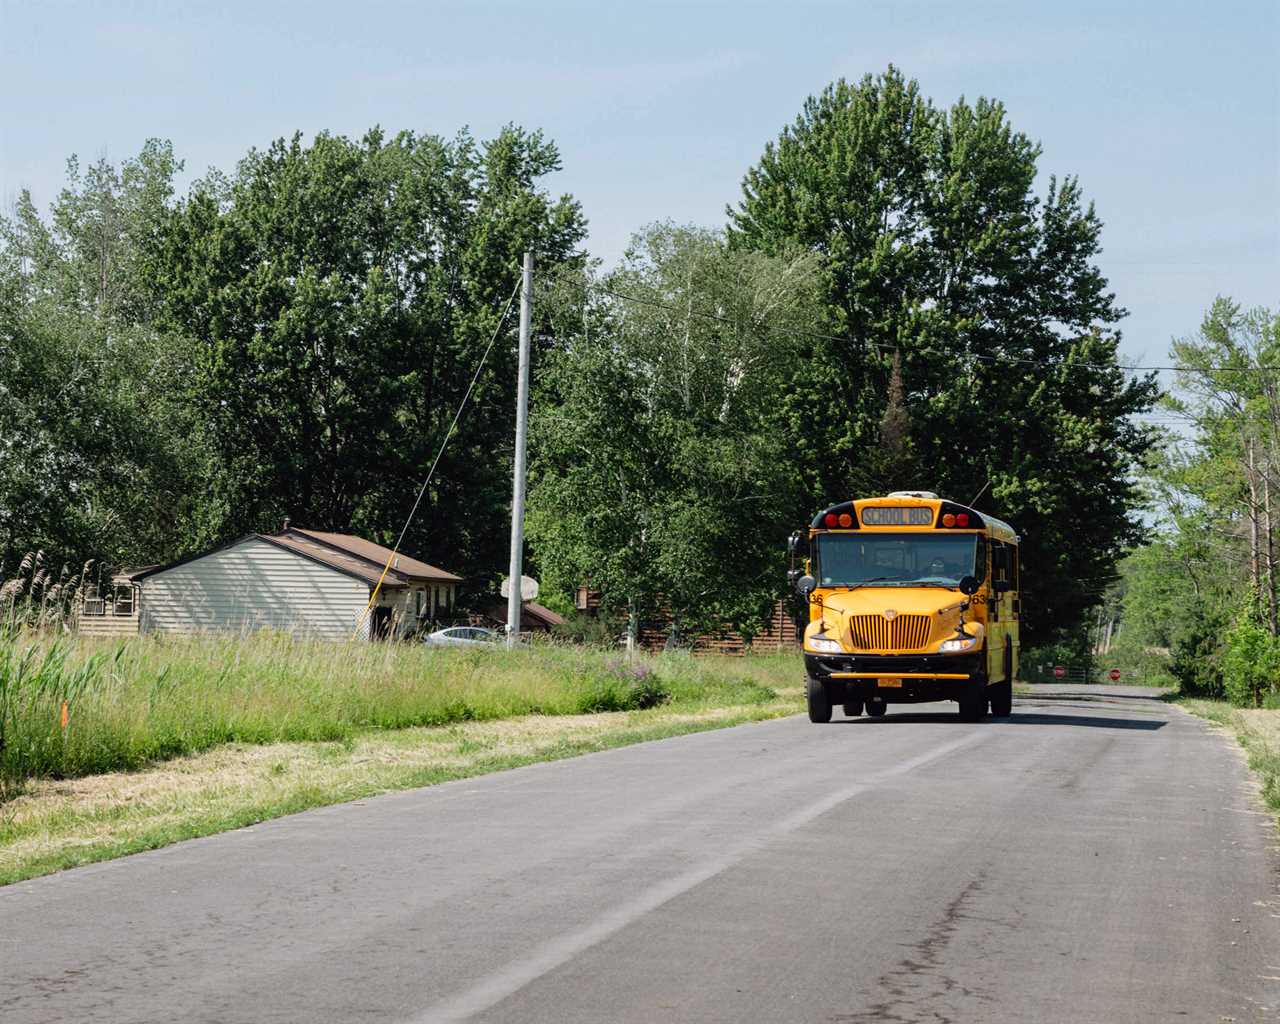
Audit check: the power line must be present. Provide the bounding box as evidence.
[584,280,1278,377]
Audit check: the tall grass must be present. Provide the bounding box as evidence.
[0,551,91,633]
[0,631,789,791]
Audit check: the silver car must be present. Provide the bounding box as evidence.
[423,626,500,647]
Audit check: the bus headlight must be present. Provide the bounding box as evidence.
[939,635,978,653]
[807,636,843,653]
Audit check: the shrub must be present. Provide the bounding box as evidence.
[576,658,672,712]
[1222,617,1280,708]
[1021,628,1095,683]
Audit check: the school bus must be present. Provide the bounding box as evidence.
[790,491,1020,722]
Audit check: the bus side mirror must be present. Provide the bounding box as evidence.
[788,531,809,558]
[958,575,979,596]
[796,574,816,598]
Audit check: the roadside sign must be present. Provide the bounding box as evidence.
[1108,668,1121,681]
[1053,665,1066,679]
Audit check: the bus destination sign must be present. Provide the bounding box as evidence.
[861,506,934,526]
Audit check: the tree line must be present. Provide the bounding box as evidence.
[1098,299,1280,706]
[0,67,1157,646]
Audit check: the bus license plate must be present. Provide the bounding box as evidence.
[879,677,903,688]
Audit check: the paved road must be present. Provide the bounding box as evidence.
[3,686,1279,1023]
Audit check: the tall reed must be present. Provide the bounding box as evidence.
[0,552,92,633]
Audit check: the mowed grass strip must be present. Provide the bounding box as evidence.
[1,694,802,886]
[0,634,803,884]
[1179,699,1280,821]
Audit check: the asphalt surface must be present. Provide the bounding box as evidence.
[3,685,1279,1023]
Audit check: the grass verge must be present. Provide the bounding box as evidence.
[1178,698,1280,822]
[0,638,803,885]
[1,633,795,787]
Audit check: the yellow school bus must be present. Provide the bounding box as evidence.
[790,491,1020,722]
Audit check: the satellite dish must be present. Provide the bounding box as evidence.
[500,575,539,601]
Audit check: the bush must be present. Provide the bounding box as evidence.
[550,611,621,648]
[575,658,672,712]
[1222,618,1280,708]
[1021,629,1095,683]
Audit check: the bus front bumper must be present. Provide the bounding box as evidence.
[805,652,984,703]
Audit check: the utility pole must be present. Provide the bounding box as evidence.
[506,252,533,647]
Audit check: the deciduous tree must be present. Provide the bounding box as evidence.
[158,126,587,578]
[527,225,822,645]
[728,67,1158,640]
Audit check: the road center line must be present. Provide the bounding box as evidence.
[410,728,992,1023]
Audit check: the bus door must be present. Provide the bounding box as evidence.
[990,540,1016,663]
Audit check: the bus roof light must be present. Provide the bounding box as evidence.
[824,513,838,527]
[942,513,955,527]
[956,513,970,527]
[838,512,853,528]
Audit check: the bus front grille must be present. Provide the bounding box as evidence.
[849,614,931,652]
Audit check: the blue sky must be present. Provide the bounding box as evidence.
[2,0,1276,378]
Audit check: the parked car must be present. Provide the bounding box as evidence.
[423,626,501,647]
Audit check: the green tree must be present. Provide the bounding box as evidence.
[0,141,206,575]
[1167,298,1280,632]
[157,126,587,578]
[728,67,1158,642]
[527,224,823,646]
[1144,298,1280,702]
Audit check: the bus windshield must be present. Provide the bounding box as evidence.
[815,533,980,588]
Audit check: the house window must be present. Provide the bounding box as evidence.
[115,586,134,616]
[415,589,424,617]
[83,597,106,617]
[575,587,588,610]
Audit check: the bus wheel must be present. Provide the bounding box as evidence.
[806,677,833,723]
[958,677,988,722]
[843,699,864,718]
[866,699,887,718]
[991,647,1014,717]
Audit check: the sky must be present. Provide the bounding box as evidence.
[2,0,1277,387]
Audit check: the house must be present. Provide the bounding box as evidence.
[77,527,463,641]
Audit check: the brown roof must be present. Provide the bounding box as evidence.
[486,600,566,629]
[276,529,463,585]
[131,530,464,591]
[113,565,161,583]
[264,534,405,588]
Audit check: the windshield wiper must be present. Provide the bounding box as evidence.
[845,576,900,590]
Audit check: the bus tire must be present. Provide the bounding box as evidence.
[843,699,864,718]
[806,676,833,723]
[866,699,887,718]
[991,646,1014,717]
[958,675,988,722]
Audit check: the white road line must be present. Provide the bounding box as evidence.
[409,729,992,1023]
